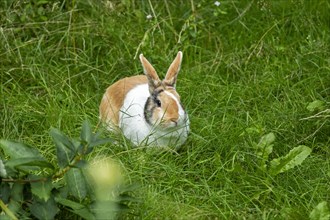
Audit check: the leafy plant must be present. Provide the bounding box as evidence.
[309,201,330,220]
[306,100,326,112]
[0,120,135,219]
[253,132,312,177]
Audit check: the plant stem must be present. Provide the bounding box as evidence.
[52,148,86,180]
[1,177,48,183]
[0,199,18,220]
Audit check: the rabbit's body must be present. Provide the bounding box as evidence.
[99,52,189,148]
[100,75,148,129]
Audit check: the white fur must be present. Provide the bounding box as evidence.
[119,84,189,148]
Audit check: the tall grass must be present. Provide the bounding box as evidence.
[1,0,329,219]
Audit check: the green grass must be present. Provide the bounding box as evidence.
[1,0,329,219]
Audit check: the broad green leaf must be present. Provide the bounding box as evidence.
[72,139,84,153]
[5,183,24,219]
[65,168,88,201]
[1,183,11,203]
[309,201,330,220]
[5,157,54,171]
[0,157,7,177]
[53,184,69,199]
[30,176,53,201]
[73,160,88,169]
[0,140,43,159]
[55,197,95,220]
[269,145,312,176]
[50,128,76,152]
[257,132,276,149]
[255,133,275,171]
[85,131,113,154]
[81,120,92,144]
[11,182,24,202]
[50,128,75,168]
[55,197,85,209]
[30,197,59,220]
[90,136,113,148]
[71,207,96,220]
[307,100,325,112]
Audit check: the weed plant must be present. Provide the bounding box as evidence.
[1,0,329,219]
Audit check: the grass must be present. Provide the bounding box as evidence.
[1,0,329,219]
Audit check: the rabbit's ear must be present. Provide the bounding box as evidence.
[164,51,182,88]
[140,54,161,93]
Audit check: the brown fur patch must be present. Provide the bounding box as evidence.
[99,75,148,126]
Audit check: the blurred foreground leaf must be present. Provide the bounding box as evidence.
[55,197,95,220]
[50,128,75,168]
[30,176,53,202]
[0,140,44,159]
[30,197,59,220]
[5,157,54,171]
[65,168,88,201]
[81,120,92,145]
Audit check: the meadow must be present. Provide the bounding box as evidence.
[1,0,329,219]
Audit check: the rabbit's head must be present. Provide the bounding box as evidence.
[140,52,188,130]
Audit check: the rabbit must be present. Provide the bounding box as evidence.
[99,51,189,148]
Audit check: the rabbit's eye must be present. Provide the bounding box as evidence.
[155,99,161,107]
